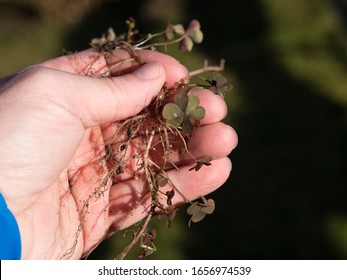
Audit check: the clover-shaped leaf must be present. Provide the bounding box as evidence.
[174,92,188,111]
[180,117,194,135]
[90,27,118,51]
[173,24,185,36]
[164,20,203,51]
[106,27,116,41]
[180,37,194,52]
[186,20,203,44]
[162,93,205,134]
[165,24,182,40]
[179,20,204,52]
[186,94,205,120]
[205,72,232,97]
[155,175,168,188]
[162,103,184,128]
[188,156,212,171]
[187,197,215,227]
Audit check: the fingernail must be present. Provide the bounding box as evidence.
[133,62,164,80]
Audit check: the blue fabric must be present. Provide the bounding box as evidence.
[0,193,21,259]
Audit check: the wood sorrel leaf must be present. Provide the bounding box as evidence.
[187,202,200,215]
[181,117,194,134]
[174,93,188,111]
[186,20,203,43]
[186,94,200,113]
[206,72,232,97]
[191,212,207,223]
[165,24,175,40]
[167,116,184,128]
[188,106,205,120]
[180,37,193,52]
[106,27,116,41]
[156,175,168,187]
[200,198,215,214]
[173,24,185,35]
[163,103,184,128]
[162,103,184,120]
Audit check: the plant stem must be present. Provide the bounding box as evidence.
[134,31,167,48]
[140,36,185,50]
[116,212,153,260]
[189,59,225,77]
[116,130,156,259]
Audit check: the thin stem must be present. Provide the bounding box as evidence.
[169,125,196,161]
[98,57,136,77]
[144,130,156,193]
[134,31,167,48]
[116,130,156,259]
[139,36,185,50]
[189,59,225,77]
[116,212,153,260]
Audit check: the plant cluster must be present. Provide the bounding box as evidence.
[71,18,232,259]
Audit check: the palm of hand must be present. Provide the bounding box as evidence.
[0,49,237,259]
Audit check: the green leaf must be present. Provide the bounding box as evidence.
[162,103,184,120]
[167,116,184,128]
[174,93,188,111]
[186,94,200,113]
[181,117,194,134]
[188,106,205,120]
[206,72,232,97]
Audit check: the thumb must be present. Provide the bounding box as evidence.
[54,61,166,127]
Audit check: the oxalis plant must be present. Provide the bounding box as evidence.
[67,18,232,260]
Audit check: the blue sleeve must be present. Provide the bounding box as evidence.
[0,193,21,260]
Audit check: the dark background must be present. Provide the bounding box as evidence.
[1,0,347,259]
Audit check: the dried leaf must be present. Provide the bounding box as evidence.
[191,212,207,223]
[166,189,175,206]
[189,157,212,171]
[156,175,168,187]
[180,37,193,52]
[173,24,185,35]
[200,199,215,214]
[166,205,177,228]
[165,24,175,40]
[189,162,203,171]
[187,202,200,215]
[106,27,116,41]
[187,197,215,226]
[186,20,203,43]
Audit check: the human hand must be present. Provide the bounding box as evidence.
[0,49,237,259]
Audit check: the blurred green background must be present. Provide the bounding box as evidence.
[1,0,347,259]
